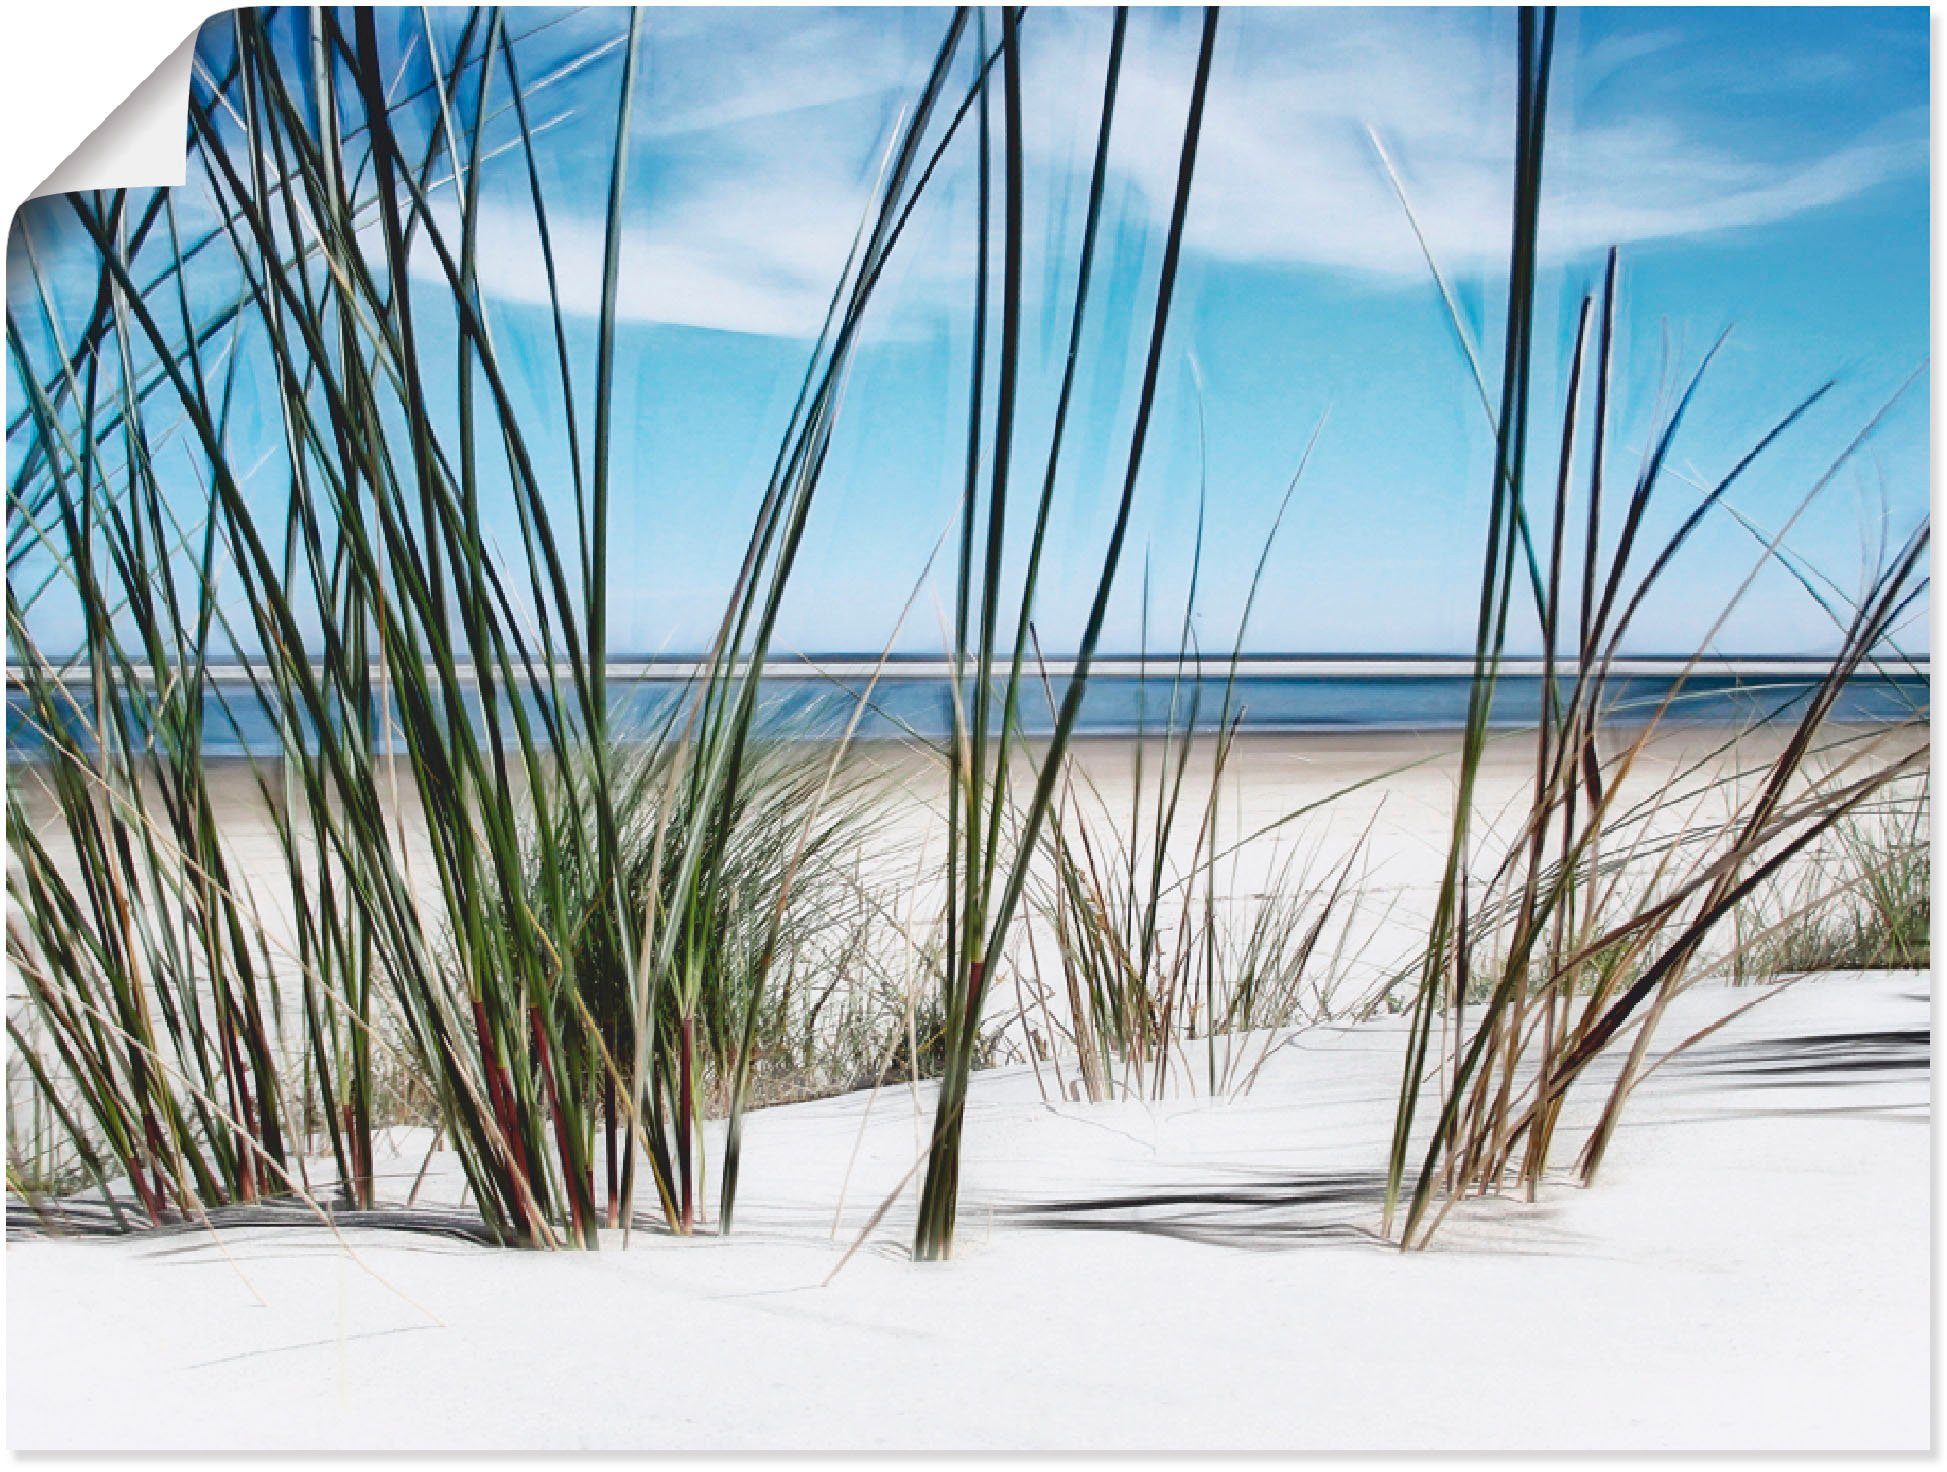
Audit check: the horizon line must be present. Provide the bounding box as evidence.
[10,651,1929,688]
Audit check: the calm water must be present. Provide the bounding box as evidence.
[7,666,1928,760]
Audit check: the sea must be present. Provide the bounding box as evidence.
[5,657,1928,760]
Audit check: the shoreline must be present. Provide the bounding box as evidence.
[8,713,1927,768]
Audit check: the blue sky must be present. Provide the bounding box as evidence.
[7,6,1930,657]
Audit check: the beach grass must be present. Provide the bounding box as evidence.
[6,5,985,1246]
[1732,792,1930,979]
[1376,7,1930,1248]
[1025,421,1385,1103]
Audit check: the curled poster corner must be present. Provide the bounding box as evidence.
[29,30,197,201]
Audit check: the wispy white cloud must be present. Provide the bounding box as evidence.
[438,6,1927,336]
[433,8,952,336]
[460,167,888,338]
[1107,7,1925,276]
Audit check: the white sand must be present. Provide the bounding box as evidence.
[8,968,1928,1452]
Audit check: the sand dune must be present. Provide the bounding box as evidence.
[8,968,1927,1452]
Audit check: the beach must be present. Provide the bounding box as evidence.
[8,721,1931,1449]
[3,1,1930,1455]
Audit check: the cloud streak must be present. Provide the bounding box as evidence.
[435,6,1927,336]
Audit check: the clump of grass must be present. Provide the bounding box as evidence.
[1026,454,1385,1102]
[489,733,894,1227]
[1380,4,1930,1249]
[1036,807,1379,1101]
[6,6,985,1247]
[743,967,1007,1107]
[1733,790,1929,978]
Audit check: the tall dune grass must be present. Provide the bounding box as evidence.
[7,5,984,1246]
[1026,428,1385,1103]
[1379,6,1930,1249]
